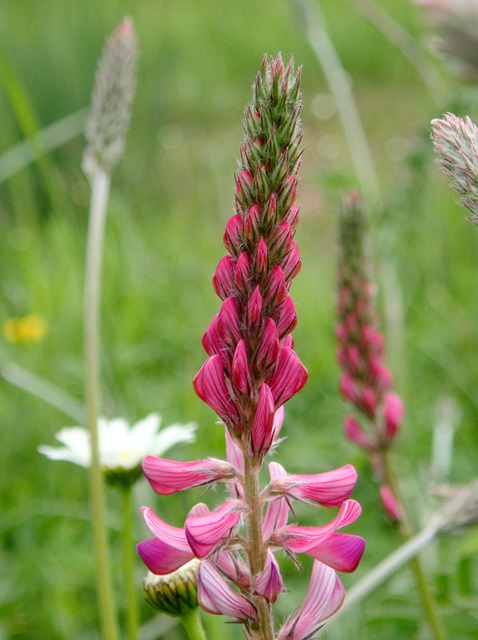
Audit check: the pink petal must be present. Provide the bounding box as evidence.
[254,549,283,603]
[272,464,358,508]
[273,296,297,338]
[212,255,235,300]
[234,252,251,296]
[137,537,194,575]
[215,549,251,590]
[281,241,301,283]
[202,315,223,357]
[247,286,263,327]
[383,392,404,442]
[225,428,244,475]
[307,533,365,573]
[141,507,190,550]
[245,203,261,242]
[197,559,257,621]
[268,347,308,408]
[280,500,362,554]
[272,405,285,440]
[263,265,287,309]
[262,497,290,541]
[224,214,244,257]
[218,297,242,348]
[263,191,278,227]
[269,220,292,259]
[256,317,280,372]
[231,340,253,397]
[142,455,235,495]
[344,416,375,450]
[250,383,275,457]
[193,355,238,423]
[277,562,345,639]
[254,236,269,276]
[185,500,241,558]
[380,484,403,522]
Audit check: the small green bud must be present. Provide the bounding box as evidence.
[142,559,200,617]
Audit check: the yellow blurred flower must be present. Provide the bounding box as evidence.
[3,314,47,344]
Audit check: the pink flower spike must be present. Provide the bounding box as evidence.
[254,549,284,603]
[185,499,242,558]
[193,355,238,424]
[277,562,345,639]
[250,383,275,457]
[213,255,235,300]
[307,532,365,572]
[197,559,257,622]
[380,484,403,522]
[344,416,375,450]
[268,347,308,408]
[383,392,404,443]
[270,464,358,508]
[141,455,235,495]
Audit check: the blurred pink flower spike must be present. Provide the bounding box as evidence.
[379,485,404,522]
[197,560,257,622]
[277,562,345,640]
[383,392,404,444]
[268,461,358,508]
[344,416,375,451]
[142,455,237,495]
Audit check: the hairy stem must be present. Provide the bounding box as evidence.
[243,455,274,640]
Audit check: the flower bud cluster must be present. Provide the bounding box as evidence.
[337,193,404,519]
[138,56,364,638]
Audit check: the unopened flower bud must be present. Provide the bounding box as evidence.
[143,559,200,616]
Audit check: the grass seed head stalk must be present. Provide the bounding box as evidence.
[138,55,365,640]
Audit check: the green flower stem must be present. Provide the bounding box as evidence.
[243,455,274,640]
[84,166,119,640]
[179,608,208,640]
[382,452,447,640]
[120,484,139,640]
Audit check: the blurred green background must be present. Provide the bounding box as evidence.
[1,0,478,638]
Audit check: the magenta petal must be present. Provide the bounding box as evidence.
[256,317,280,372]
[263,265,287,309]
[254,549,283,603]
[218,297,242,348]
[254,236,269,276]
[185,500,241,558]
[281,240,301,283]
[273,296,297,338]
[137,538,194,575]
[247,286,264,327]
[307,533,365,573]
[141,507,190,550]
[268,347,308,408]
[142,455,234,495]
[224,214,243,257]
[262,495,290,541]
[272,464,358,508]
[250,383,275,457]
[197,559,256,621]
[213,255,235,300]
[202,315,223,357]
[231,340,253,397]
[234,252,251,295]
[281,500,362,554]
[277,562,345,639]
[193,355,238,423]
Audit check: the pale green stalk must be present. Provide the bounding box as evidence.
[120,484,140,640]
[84,166,119,640]
[179,609,208,640]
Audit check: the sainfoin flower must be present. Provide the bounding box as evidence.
[138,55,364,638]
[38,414,197,483]
[336,193,404,519]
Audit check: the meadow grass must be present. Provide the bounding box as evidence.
[1,1,478,638]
